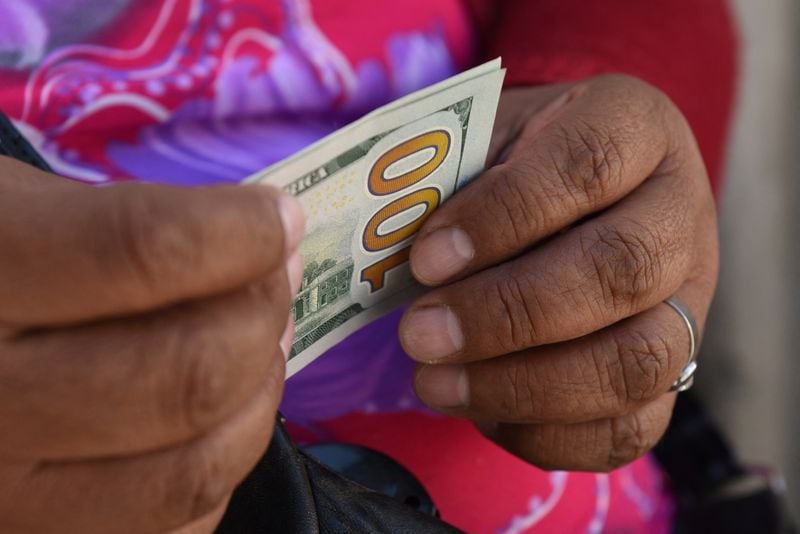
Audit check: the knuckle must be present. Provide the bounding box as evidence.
[607,411,656,470]
[177,443,230,521]
[155,286,284,436]
[590,73,670,119]
[556,121,626,206]
[487,273,543,352]
[150,444,228,527]
[581,224,662,314]
[115,192,200,296]
[556,74,677,199]
[495,360,540,421]
[486,166,548,250]
[609,328,671,406]
[551,119,631,207]
[170,322,234,432]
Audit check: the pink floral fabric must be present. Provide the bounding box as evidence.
[0,1,674,531]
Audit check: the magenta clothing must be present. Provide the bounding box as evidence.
[0,1,673,531]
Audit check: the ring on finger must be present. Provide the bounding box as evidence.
[664,296,699,392]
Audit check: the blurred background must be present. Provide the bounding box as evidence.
[698,0,800,515]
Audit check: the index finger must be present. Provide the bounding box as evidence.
[0,181,303,327]
[410,75,685,286]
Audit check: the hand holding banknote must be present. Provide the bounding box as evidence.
[0,60,504,533]
[0,156,304,532]
[0,62,720,534]
[249,59,507,373]
[252,65,719,473]
[401,75,719,472]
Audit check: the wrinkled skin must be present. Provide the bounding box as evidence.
[402,75,719,472]
[0,158,304,533]
[0,74,717,532]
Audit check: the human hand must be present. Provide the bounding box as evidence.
[0,157,304,533]
[400,76,718,471]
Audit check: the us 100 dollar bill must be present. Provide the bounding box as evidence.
[246,59,505,377]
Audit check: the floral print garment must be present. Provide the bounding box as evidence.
[0,1,673,532]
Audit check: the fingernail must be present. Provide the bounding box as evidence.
[277,193,305,253]
[401,306,464,362]
[415,364,469,408]
[287,252,303,296]
[412,227,474,284]
[280,319,295,361]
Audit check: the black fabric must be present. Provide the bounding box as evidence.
[219,394,796,533]
[0,112,53,171]
[219,393,796,533]
[303,443,439,517]
[216,419,461,534]
[655,392,796,534]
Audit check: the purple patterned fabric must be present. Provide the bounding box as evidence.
[1,0,462,426]
[0,3,675,531]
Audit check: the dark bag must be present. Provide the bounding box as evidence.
[216,418,460,534]
[218,392,795,534]
[655,392,796,534]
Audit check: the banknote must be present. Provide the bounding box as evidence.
[246,59,505,377]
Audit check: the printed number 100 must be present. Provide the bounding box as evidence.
[359,129,452,293]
